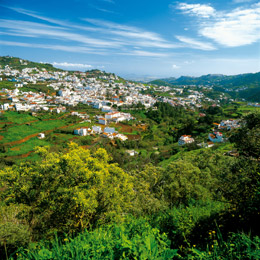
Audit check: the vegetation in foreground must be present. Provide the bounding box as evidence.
[0,112,259,259]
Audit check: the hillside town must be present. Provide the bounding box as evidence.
[0,59,233,115]
[0,59,245,147]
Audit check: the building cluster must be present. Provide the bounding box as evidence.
[0,64,158,112]
[218,119,240,131]
[74,125,128,141]
[178,118,241,146]
[97,111,134,125]
[0,61,229,114]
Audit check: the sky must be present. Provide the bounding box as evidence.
[0,0,260,79]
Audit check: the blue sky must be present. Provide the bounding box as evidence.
[0,0,260,79]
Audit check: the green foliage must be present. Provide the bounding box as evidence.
[230,112,260,159]
[158,161,215,206]
[0,80,16,90]
[0,56,62,71]
[0,203,30,257]
[0,143,134,240]
[20,84,56,95]
[0,119,66,143]
[12,219,178,260]
[187,232,260,260]
[0,111,35,124]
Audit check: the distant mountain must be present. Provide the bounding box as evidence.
[150,72,260,102]
[152,73,260,88]
[0,56,63,71]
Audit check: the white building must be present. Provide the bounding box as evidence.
[178,135,195,146]
[98,118,107,125]
[92,125,102,134]
[104,127,116,134]
[74,128,89,136]
[38,133,45,139]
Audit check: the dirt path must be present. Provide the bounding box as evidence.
[4,151,34,160]
[0,122,13,125]
[5,133,40,146]
[3,121,76,146]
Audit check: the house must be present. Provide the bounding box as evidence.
[178,135,195,146]
[219,119,240,130]
[102,106,113,112]
[105,112,121,119]
[208,132,223,143]
[0,103,9,110]
[93,102,103,109]
[74,127,89,136]
[104,127,116,134]
[98,117,107,125]
[126,150,138,156]
[116,134,128,141]
[38,133,45,139]
[102,132,113,139]
[92,125,102,134]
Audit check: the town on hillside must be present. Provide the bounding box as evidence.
[0,57,259,165]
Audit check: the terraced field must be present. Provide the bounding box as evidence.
[0,112,78,161]
[0,111,141,162]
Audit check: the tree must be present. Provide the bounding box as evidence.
[0,143,134,240]
[157,160,215,207]
[230,112,260,159]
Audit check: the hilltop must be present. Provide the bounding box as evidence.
[0,56,63,72]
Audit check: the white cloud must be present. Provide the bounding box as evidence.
[121,50,168,57]
[176,2,260,47]
[0,40,107,55]
[176,3,216,18]
[200,4,260,47]
[172,64,180,69]
[176,36,216,50]
[0,19,122,48]
[6,6,100,32]
[83,18,166,42]
[52,62,92,68]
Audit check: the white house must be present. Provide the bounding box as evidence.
[126,150,138,156]
[178,135,195,146]
[38,133,45,139]
[93,102,103,109]
[104,127,116,134]
[116,134,128,141]
[92,125,102,134]
[102,106,113,112]
[1,103,9,110]
[105,112,121,119]
[98,117,107,125]
[74,127,93,136]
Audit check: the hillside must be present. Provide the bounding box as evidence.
[155,73,260,87]
[150,72,260,102]
[0,56,63,72]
